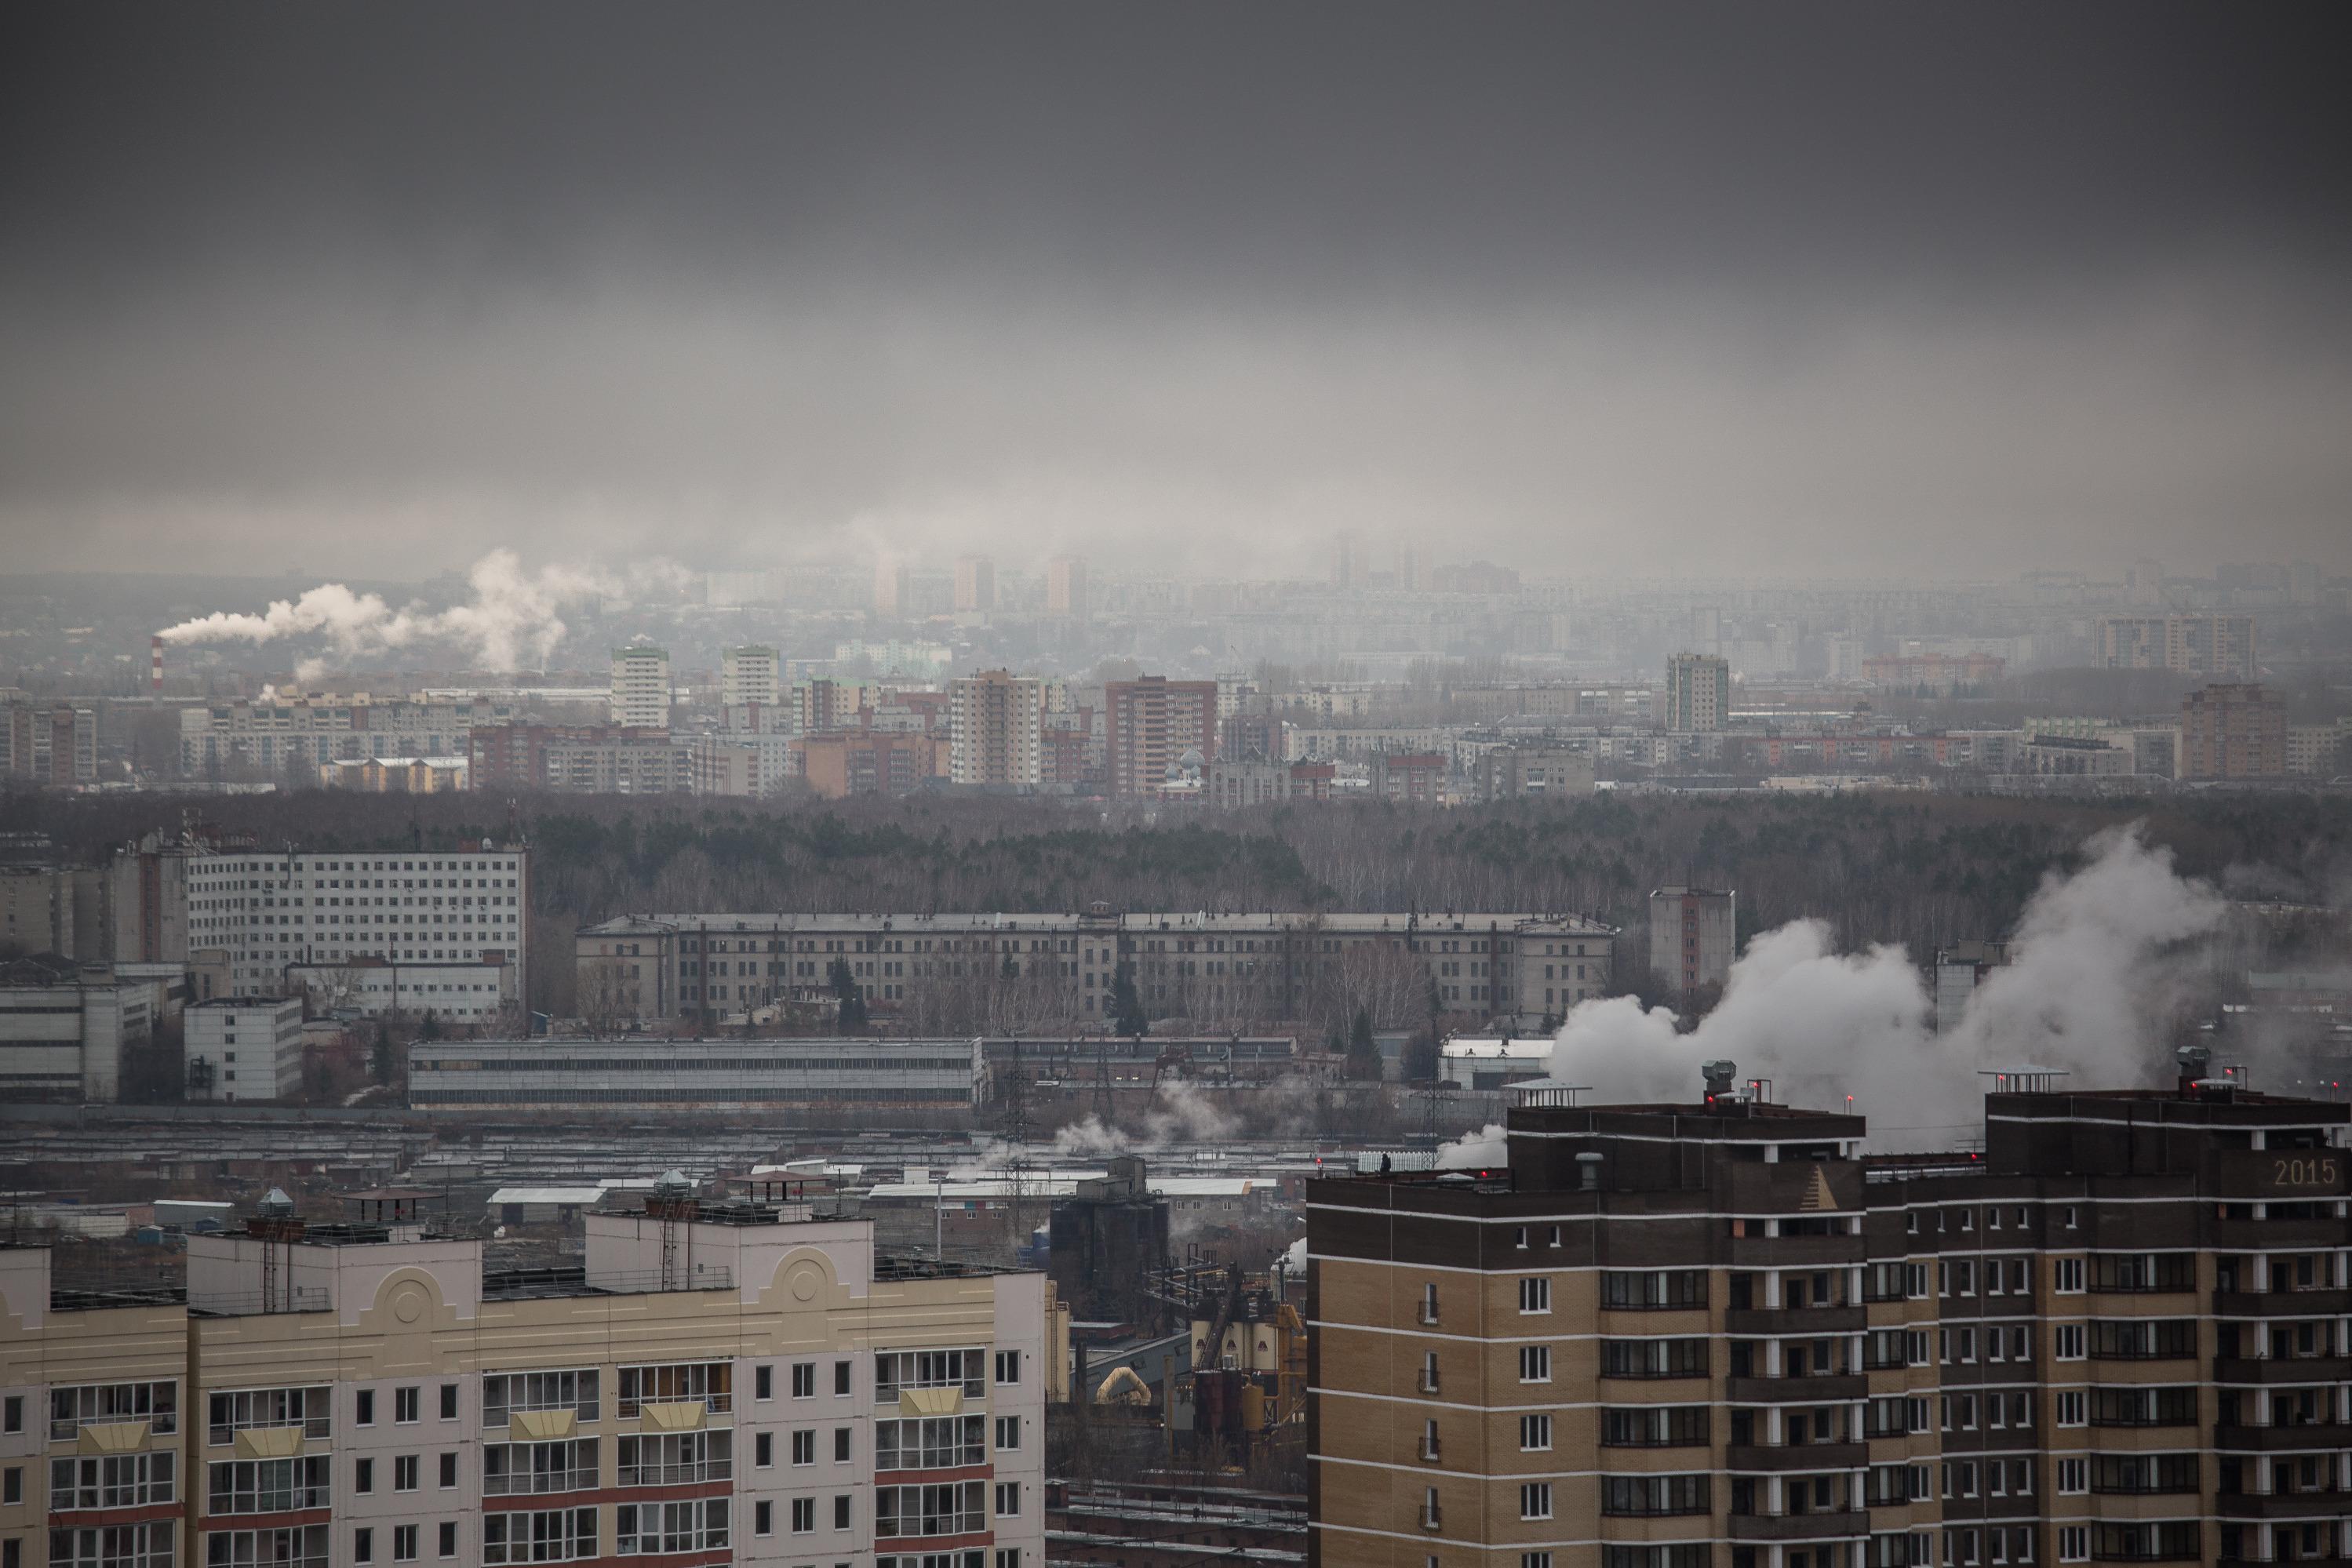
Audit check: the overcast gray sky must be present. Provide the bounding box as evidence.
[2,2,2347,581]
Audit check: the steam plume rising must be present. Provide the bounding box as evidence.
[1545,827,2226,1148]
[156,549,631,676]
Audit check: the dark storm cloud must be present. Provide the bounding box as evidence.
[2,2,2348,577]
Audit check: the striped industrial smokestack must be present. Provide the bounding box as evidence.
[151,633,163,693]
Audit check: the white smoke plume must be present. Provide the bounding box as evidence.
[1436,1122,1509,1169]
[157,548,664,676]
[1047,1079,1242,1157]
[1546,826,2226,1149]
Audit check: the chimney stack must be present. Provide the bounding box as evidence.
[151,634,164,693]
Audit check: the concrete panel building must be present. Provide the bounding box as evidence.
[3,1185,1061,1568]
[950,671,1044,788]
[609,644,673,729]
[1650,886,1737,999]
[0,962,155,1101]
[184,995,306,1102]
[2099,613,2259,681]
[1105,678,1219,799]
[1666,653,1732,733]
[2181,683,2288,780]
[723,645,783,709]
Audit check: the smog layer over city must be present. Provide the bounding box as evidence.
[3,5,2350,1559]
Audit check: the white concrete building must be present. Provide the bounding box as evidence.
[184,995,305,1102]
[184,843,529,999]
[0,962,155,1101]
[1664,652,1731,733]
[1647,885,1736,999]
[408,1036,986,1113]
[610,644,673,729]
[287,956,519,1021]
[179,691,524,775]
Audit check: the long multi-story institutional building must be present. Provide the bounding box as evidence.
[1307,1065,2352,1568]
[408,1035,988,1114]
[179,842,530,999]
[2,1181,1061,1568]
[577,909,1616,1031]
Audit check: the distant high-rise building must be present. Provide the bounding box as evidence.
[1648,886,1735,999]
[608,645,672,729]
[1105,676,1219,797]
[873,558,908,616]
[950,669,1043,787]
[953,555,997,613]
[2180,682,2286,779]
[2098,613,2258,680]
[2126,556,2166,605]
[1663,652,1731,733]
[1046,555,1088,617]
[720,644,780,708]
[1394,544,1429,592]
[1331,530,1370,589]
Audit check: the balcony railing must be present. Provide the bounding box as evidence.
[485,1466,599,1497]
[618,1457,734,1486]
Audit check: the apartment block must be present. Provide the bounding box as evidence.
[955,557,998,614]
[0,702,96,784]
[184,995,304,1102]
[1666,655,1732,733]
[2181,685,2288,780]
[723,646,783,709]
[1105,678,1219,798]
[1046,558,1087,618]
[2099,616,2259,682]
[179,693,521,776]
[950,672,1044,788]
[469,723,690,794]
[1307,1068,2352,1568]
[796,731,947,800]
[1650,886,1738,999]
[183,844,528,999]
[3,1182,1061,1568]
[1480,748,1597,801]
[578,909,1616,1031]
[610,646,673,730]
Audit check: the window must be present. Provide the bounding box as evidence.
[49,1452,177,1511]
[1600,1271,1706,1309]
[1420,1282,1440,1323]
[1600,1475,1711,1516]
[757,1432,774,1468]
[793,1362,817,1398]
[878,1481,988,1538]
[1517,1345,1550,1383]
[994,1415,1020,1452]
[793,1429,817,1466]
[482,1439,598,1496]
[439,1453,457,1489]
[357,1530,375,1564]
[208,1387,329,1446]
[875,1350,986,1401]
[395,1387,421,1424]
[617,1499,730,1555]
[2053,1325,2084,1359]
[208,1457,329,1514]
[357,1390,376,1427]
[482,1370,599,1427]
[1600,1406,1709,1447]
[2053,1257,2084,1293]
[757,1365,775,1400]
[994,1349,1022,1385]
[2057,1529,2087,1564]
[439,1523,457,1560]
[49,1381,179,1441]
[484,1508,598,1563]
[836,1496,852,1530]
[996,1481,1021,1517]
[2,1467,16,1506]
[755,1501,774,1537]
[2056,1392,2085,1427]
[395,1455,419,1493]
[1419,1352,1440,1393]
[794,1499,817,1533]
[617,1362,731,1417]
[999,1553,1023,1568]
[1520,1414,1552,1451]
[1520,1483,1553,1520]
[394,1524,419,1562]
[198,1528,326,1568]
[2,1395,17,1433]
[1601,1338,1708,1378]
[1525,1556,1554,1568]
[878,1416,986,1470]
[1518,1278,1551,1314]
[837,1428,855,1462]
[836,1360,853,1396]
[355,1457,374,1494]
[2057,1459,2087,1494]
[617,1432,732,1486]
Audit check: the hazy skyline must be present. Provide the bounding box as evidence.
[4,2,2349,581]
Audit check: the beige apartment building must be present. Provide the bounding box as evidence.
[5,1183,1061,1568]
[949,673,1043,788]
[1308,1070,2352,1568]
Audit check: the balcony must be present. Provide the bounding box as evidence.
[485,1465,598,1497]
[2215,1423,2352,1452]
[1728,1510,1870,1541]
[1730,1235,1864,1268]
[2214,1357,2352,1385]
[1726,1305,1866,1336]
[2215,1289,2352,1318]
[2216,1492,2352,1521]
[1728,1373,1866,1404]
[1726,1442,1866,1473]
